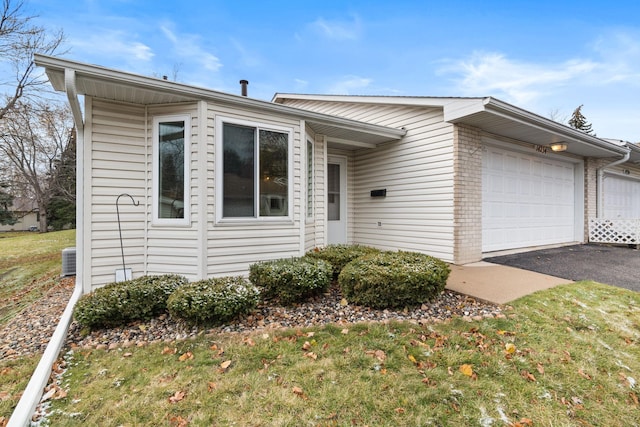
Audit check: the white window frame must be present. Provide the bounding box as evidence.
[215,116,293,223]
[306,137,314,221]
[152,114,191,226]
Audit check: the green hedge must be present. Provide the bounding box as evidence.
[249,257,332,305]
[305,244,381,277]
[338,251,450,309]
[74,274,188,328]
[167,276,260,326]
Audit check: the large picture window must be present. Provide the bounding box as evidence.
[221,120,290,219]
[153,115,190,225]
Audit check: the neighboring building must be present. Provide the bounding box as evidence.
[0,197,39,232]
[34,55,640,293]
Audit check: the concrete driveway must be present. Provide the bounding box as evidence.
[485,244,640,292]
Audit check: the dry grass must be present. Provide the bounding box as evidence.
[0,230,75,326]
[46,281,640,426]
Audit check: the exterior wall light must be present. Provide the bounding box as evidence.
[550,143,568,152]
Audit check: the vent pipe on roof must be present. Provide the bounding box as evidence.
[240,79,249,96]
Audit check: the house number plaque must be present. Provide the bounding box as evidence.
[534,145,548,154]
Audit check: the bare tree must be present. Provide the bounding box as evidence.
[0,100,73,231]
[0,0,65,119]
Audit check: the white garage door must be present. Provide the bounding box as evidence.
[482,146,576,252]
[603,174,640,218]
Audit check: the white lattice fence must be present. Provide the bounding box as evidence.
[589,218,640,244]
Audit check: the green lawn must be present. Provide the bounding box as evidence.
[0,230,75,326]
[46,281,640,426]
[0,230,75,425]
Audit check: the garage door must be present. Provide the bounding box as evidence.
[603,174,640,218]
[482,146,576,252]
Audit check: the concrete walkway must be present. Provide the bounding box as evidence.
[445,262,573,305]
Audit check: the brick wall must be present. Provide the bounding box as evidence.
[453,124,483,264]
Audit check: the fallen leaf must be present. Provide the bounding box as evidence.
[168,390,186,403]
[505,343,516,354]
[0,367,13,375]
[0,391,10,401]
[243,337,256,347]
[209,344,218,351]
[394,407,405,414]
[447,366,454,376]
[306,332,315,337]
[168,414,189,427]
[162,347,177,355]
[374,350,386,362]
[54,388,67,400]
[220,360,232,371]
[178,352,193,362]
[123,352,133,358]
[536,363,545,375]
[292,386,308,399]
[304,352,318,360]
[459,364,474,377]
[302,341,312,351]
[340,298,348,306]
[408,354,418,365]
[630,392,639,406]
[578,369,592,380]
[207,382,217,392]
[341,328,349,334]
[521,371,536,382]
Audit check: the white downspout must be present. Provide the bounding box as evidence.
[596,149,631,218]
[8,68,85,427]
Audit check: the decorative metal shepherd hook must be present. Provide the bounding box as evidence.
[116,193,140,276]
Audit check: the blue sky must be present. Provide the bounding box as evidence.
[27,0,640,141]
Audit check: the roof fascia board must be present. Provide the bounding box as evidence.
[34,54,405,140]
[272,93,479,108]
[481,97,629,155]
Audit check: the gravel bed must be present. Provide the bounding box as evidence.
[66,284,505,351]
[1,279,506,359]
[0,277,75,361]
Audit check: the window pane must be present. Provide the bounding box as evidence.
[307,140,313,217]
[328,163,340,221]
[223,123,255,217]
[158,121,185,219]
[259,129,288,216]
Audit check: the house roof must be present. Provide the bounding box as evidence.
[33,55,406,148]
[272,94,631,160]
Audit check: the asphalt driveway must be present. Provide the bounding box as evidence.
[485,244,640,292]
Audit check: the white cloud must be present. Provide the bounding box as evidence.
[160,23,222,72]
[328,75,372,94]
[310,16,361,41]
[71,30,154,62]
[439,51,600,104]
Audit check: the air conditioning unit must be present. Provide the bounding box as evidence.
[61,247,77,277]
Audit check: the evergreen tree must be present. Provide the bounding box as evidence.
[568,105,595,135]
[47,128,76,230]
[0,183,17,226]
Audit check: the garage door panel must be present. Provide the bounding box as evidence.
[604,175,640,218]
[482,146,576,252]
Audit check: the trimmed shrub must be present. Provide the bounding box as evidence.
[74,274,188,328]
[249,257,332,305]
[167,276,260,326]
[305,244,381,277]
[338,251,450,309]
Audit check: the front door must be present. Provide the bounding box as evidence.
[327,156,347,244]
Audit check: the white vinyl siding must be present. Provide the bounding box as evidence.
[87,99,147,288]
[207,104,303,277]
[281,99,455,262]
[305,132,325,251]
[86,99,305,289]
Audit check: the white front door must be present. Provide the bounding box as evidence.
[327,156,347,244]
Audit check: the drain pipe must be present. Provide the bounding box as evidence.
[8,68,85,427]
[596,149,631,218]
